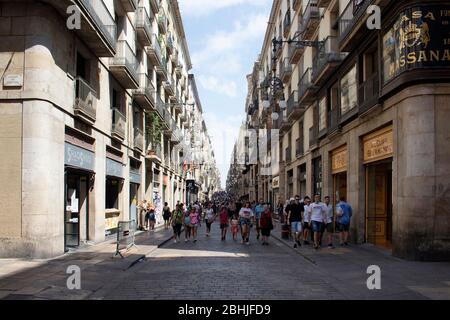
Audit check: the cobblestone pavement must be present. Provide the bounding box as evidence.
[95,223,450,300]
[1,222,449,300]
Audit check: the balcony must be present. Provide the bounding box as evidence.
[158,10,167,34]
[109,40,139,89]
[358,72,380,115]
[317,0,332,7]
[275,36,283,59]
[146,144,162,162]
[163,78,175,96]
[175,64,182,78]
[293,0,302,11]
[296,138,304,157]
[289,23,305,64]
[328,106,340,135]
[146,34,162,66]
[301,0,320,40]
[74,77,97,125]
[280,112,292,134]
[134,128,144,151]
[283,9,291,38]
[174,102,183,114]
[280,58,292,84]
[338,0,372,51]
[171,49,178,64]
[42,0,116,57]
[166,33,174,55]
[287,90,305,120]
[136,7,152,47]
[309,126,318,150]
[171,125,182,144]
[298,68,317,106]
[133,73,155,111]
[120,0,137,12]
[111,108,126,140]
[149,0,160,15]
[285,147,292,163]
[156,56,168,81]
[155,96,170,130]
[163,111,174,135]
[312,36,347,85]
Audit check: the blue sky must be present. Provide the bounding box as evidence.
[178,0,272,189]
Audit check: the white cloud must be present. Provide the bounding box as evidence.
[179,0,271,17]
[198,75,237,97]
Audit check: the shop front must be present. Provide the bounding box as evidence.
[130,161,141,230]
[363,126,394,249]
[105,158,124,237]
[64,142,95,251]
[331,146,348,205]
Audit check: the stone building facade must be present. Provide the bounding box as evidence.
[0,0,219,258]
[229,0,450,261]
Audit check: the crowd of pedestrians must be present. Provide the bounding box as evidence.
[139,192,353,251]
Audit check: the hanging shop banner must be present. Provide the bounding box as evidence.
[363,126,394,164]
[106,158,123,178]
[65,142,95,171]
[331,146,348,174]
[383,5,450,84]
[272,176,279,189]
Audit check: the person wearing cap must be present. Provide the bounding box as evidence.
[286,196,304,248]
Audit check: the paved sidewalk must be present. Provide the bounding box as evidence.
[0,225,175,300]
[270,220,450,299]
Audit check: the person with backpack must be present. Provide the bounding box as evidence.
[260,205,274,246]
[171,204,183,243]
[336,196,353,246]
[163,202,171,230]
[184,206,192,242]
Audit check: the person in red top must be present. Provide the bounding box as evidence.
[260,204,274,246]
[219,206,229,241]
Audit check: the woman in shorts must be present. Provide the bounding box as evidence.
[189,206,200,243]
[239,202,254,245]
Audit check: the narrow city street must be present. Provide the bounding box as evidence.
[1,223,450,300]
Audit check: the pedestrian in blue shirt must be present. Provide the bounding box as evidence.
[254,199,265,240]
[336,196,353,246]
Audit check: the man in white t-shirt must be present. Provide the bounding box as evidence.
[309,194,327,249]
[239,202,255,245]
[302,196,311,245]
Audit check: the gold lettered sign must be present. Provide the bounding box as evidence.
[331,146,347,174]
[364,126,394,164]
[383,5,450,83]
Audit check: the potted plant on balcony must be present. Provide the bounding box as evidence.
[146,113,162,157]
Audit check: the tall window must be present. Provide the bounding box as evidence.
[340,64,357,115]
[318,97,327,131]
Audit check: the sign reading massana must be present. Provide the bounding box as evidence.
[383,5,450,83]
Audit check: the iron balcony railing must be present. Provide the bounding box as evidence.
[134,73,154,98]
[166,33,174,53]
[155,95,166,120]
[110,40,138,82]
[286,90,299,118]
[301,0,320,37]
[134,127,144,151]
[136,6,152,42]
[358,72,380,114]
[299,68,314,99]
[280,57,292,82]
[74,76,97,122]
[112,108,126,140]
[296,137,304,157]
[312,36,347,80]
[78,0,117,49]
[152,33,162,62]
[328,106,340,133]
[338,0,371,43]
[158,9,167,33]
[286,147,292,163]
[283,9,291,37]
